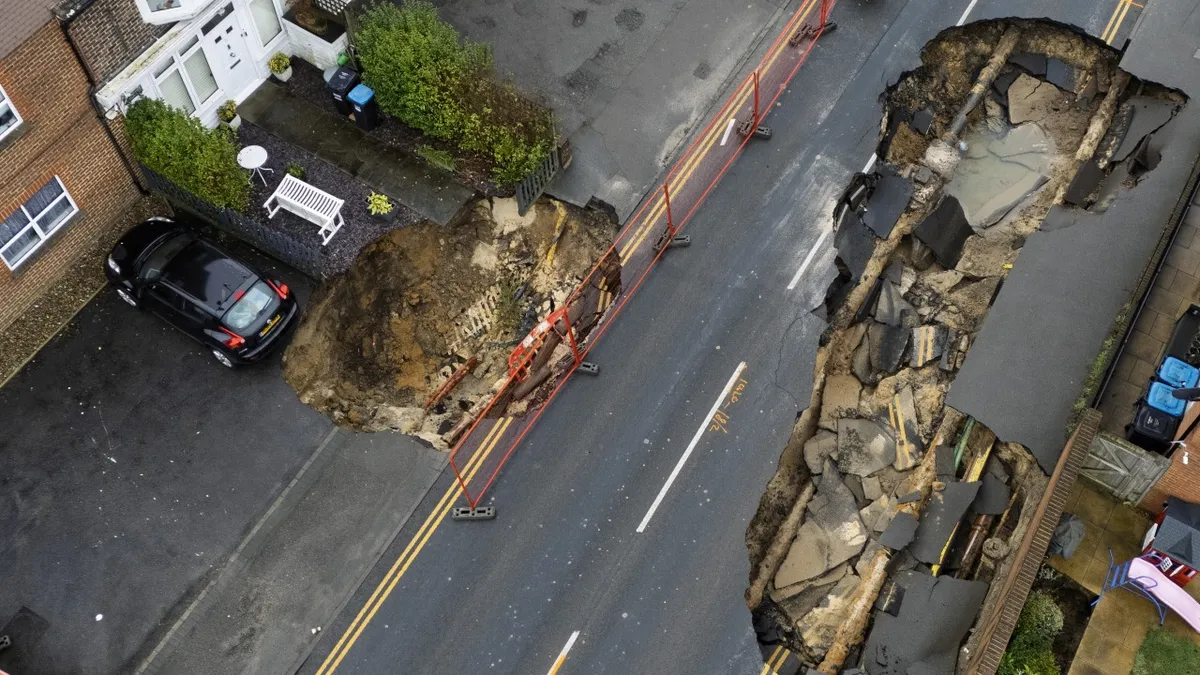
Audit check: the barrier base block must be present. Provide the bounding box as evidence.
[452,506,497,521]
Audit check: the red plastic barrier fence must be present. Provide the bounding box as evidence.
[449,0,836,509]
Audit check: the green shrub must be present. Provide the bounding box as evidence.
[124,98,249,211]
[416,144,456,172]
[286,162,306,179]
[1133,626,1200,675]
[355,1,555,185]
[999,592,1064,675]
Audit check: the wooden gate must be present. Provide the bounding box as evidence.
[516,142,569,216]
[1081,432,1170,503]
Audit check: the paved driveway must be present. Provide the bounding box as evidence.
[0,250,332,675]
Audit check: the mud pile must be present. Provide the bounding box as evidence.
[283,197,616,445]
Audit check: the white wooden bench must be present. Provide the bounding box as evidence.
[263,174,345,246]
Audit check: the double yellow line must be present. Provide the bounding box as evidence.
[618,0,823,266]
[760,645,790,675]
[314,417,514,674]
[1101,0,1142,44]
[888,392,917,471]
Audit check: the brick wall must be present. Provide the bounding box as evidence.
[0,20,140,331]
[66,0,167,84]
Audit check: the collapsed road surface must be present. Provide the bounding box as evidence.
[294,1,1136,674]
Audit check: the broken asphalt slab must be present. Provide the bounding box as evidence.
[835,209,877,282]
[869,321,910,375]
[862,166,913,239]
[880,512,920,550]
[775,460,868,587]
[914,196,973,268]
[910,481,981,565]
[1113,96,1179,162]
[887,385,925,471]
[864,570,990,674]
[973,472,1012,516]
[910,325,947,368]
[874,280,917,327]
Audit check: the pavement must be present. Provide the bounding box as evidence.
[431,0,797,219]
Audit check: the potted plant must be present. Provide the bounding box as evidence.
[286,161,306,180]
[367,191,394,222]
[217,100,241,130]
[269,53,293,82]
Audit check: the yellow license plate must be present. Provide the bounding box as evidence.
[260,314,281,336]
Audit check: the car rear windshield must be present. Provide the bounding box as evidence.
[223,281,274,332]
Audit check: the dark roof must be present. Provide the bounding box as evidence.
[1156,497,1200,569]
[0,0,58,62]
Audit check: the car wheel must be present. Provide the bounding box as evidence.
[212,349,235,368]
[116,287,139,308]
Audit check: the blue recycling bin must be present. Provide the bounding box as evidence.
[1147,381,1188,418]
[348,84,378,131]
[1158,355,1200,389]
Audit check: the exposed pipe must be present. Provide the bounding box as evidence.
[947,28,1022,139]
[57,15,149,195]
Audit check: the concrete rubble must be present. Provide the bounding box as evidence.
[775,460,868,588]
[837,418,898,477]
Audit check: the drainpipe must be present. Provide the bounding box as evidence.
[56,13,149,195]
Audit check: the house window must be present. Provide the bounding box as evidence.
[0,84,22,143]
[249,0,283,46]
[135,0,206,25]
[0,177,79,270]
[152,37,219,114]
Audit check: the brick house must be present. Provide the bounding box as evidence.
[0,4,145,331]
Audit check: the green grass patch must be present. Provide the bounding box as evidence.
[1133,627,1200,675]
[1069,295,1135,433]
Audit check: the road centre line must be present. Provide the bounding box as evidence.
[720,117,737,146]
[955,0,978,26]
[546,631,581,675]
[619,0,821,265]
[315,417,512,675]
[862,152,878,174]
[786,228,830,290]
[636,361,749,533]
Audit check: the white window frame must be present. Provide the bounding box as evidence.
[0,83,23,144]
[152,36,221,114]
[134,0,206,26]
[247,0,286,50]
[1,177,80,270]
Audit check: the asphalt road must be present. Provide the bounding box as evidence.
[0,246,332,675]
[300,1,1136,673]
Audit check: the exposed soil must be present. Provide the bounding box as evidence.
[282,196,616,445]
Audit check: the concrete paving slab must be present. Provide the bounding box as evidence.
[911,482,982,564]
[837,418,898,478]
[864,571,990,674]
[821,374,863,431]
[805,429,839,474]
[860,495,895,533]
[863,476,883,502]
[776,461,868,587]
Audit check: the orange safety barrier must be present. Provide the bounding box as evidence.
[449,0,836,509]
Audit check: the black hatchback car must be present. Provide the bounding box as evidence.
[105,217,299,367]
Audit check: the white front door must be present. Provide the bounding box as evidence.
[201,3,258,99]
